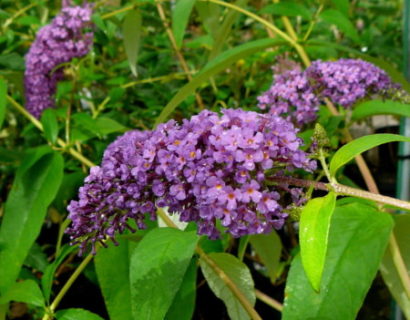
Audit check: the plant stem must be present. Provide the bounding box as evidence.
[272,0,297,41]
[42,253,94,320]
[121,72,191,89]
[101,5,135,19]
[270,176,410,211]
[388,235,410,299]
[2,3,37,29]
[155,1,205,110]
[302,4,324,42]
[7,95,96,168]
[319,148,333,183]
[155,209,263,319]
[255,289,283,312]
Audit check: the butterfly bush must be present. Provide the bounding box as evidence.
[258,58,396,125]
[24,1,93,118]
[66,109,316,253]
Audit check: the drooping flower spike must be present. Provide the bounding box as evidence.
[258,58,397,125]
[66,109,316,254]
[24,1,93,118]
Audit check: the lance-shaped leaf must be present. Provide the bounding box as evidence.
[154,38,285,126]
[95,239,134,320]
[320,9,359,43]
[130,228,198,320]
[165,258,197,320]
[0,148,64,296]
[299,192,337,291]
[351,100,410,122]
[199,252,256,320]
[172,0,197,48]
[283,203,393,319]
[249,231,283,282]
[41,108,59,144]
[122,9,142,77]
[0,280,44,307]
[329,134,410,178]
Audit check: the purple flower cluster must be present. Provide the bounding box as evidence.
[258,59,396,125]
[66,109,316,253]
[258,69,319,126]
[24,1,93,118]
[306,59,393,107]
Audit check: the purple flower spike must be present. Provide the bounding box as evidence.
[258,58,397,125]
[66,109,316,252]
[24,1,93,118]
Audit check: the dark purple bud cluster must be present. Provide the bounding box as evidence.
[24,1,93,118]
[258,59,396,125]
[66,109,316,253]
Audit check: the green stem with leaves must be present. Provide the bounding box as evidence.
[6,95,96,168]
[157,208,264,319]
[42,253,95,320]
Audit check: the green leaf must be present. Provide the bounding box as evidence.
[249,231,282,282]
[0,280,44,307]
[154,38,284,126]
[283,203,393,319]
[0,78,6,130]
[24,243,48,273]
[95,117,127,135]
[330,0,349,16]
[0,150,64,296]
[199,252,256,320]
[130,228,198,320]
[260,2,312,20]
[299,192,337,291]
[42,244,77,303]
[172,0,197,48]
[351,100,410,122]
[329,134,410,177]
[41,109,59,144]
[195,2,221,40]
[320,9,360,43]
[165,258,197,320]
[122,9,142,77]
[95,239,134,320]
[72,113,101,137]
[208,0,248,60]
[380,214,410,319]
[237,235,249,261]
[55,308,104,320]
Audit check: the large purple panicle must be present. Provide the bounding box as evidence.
[258,58,396,125]
[24,1,93,118]
[66,109,316,253]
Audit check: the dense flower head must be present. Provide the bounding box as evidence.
[66,109,316,254]
[24,1,93,118]
[258,58,396,125]
[257,69,319,126]
[306,59,394,107]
